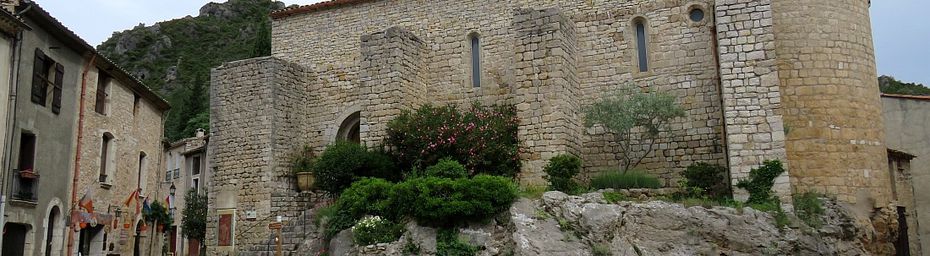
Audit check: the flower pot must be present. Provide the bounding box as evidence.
[19,170,37,179]
[296,172,315,192]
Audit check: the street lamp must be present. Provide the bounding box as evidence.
[169,184,176,197]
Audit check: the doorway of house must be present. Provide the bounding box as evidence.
[134,220,144,256]
[2,223,30,256]
[336,112,360,144]
[896,206,911,256]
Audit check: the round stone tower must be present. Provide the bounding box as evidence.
[773,0,890,206]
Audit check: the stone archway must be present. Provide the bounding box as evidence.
[336,111,360,144]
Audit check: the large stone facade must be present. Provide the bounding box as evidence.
[208,0,891,254]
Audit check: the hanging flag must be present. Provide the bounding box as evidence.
[123,188,139,207]
[165,195,172,210]
[78,188,95,214]
[142,197,152,215]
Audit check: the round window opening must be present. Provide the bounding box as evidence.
[689,8,705,22]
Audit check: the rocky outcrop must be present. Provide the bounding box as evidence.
[322,191,896,255]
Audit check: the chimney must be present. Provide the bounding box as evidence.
[0,0,20,13]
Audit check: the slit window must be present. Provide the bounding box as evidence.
[635,19,649,72]
[470,33,481,88]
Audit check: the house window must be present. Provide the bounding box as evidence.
[192,178,200,193]
[95,73,110,115]
[99,133,114,183]
[132,94,140,117]
[18,132,36,172]
[469,32,481,88]
[689,8,705,22]
[192,156,201,175]
[138,152,147,191]
[31,49,64,113]
[634,18,649,72]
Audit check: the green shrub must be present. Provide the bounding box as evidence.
[336,178,398,220]
[793,192,825,228]
[682,162,730,199]
[402,236,422,255]
[518,185,547,199]
[352,216,404,246]
[387,103,520,177]
[437,228,478,256]
[590,171,661,190]
[735,160,785,205]
[291,145,315,174]
[312,141,399,194]
[424,158,468,179]
[602,191,628,203]
[543,154,582,192]
[591,243,613,256]
[394,175,517,226]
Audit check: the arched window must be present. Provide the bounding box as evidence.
[469,32,481,88]
[138,152,147,191]
[99,133,114,183]
[634,18,649,72]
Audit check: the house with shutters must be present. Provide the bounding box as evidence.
[0,1,170,256]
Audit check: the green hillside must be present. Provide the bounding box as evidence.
[97,0,281,141]
[879,75,930,96]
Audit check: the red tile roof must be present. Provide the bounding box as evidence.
[881,93,930,101]
[270,0,378,19]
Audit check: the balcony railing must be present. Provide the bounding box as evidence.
[11,169,39,202]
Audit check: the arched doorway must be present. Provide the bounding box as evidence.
[45,206,60,256]
[133,220,144,256]
[2,223,30,256]
[336,112,360,144]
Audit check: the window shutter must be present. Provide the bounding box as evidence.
[51,63,64,114]
[31,49,47,105]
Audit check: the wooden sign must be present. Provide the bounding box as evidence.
[268,222,283,230]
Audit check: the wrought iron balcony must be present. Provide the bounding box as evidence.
[11,169,39,203]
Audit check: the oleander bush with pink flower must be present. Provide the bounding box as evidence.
[387,103,520,177]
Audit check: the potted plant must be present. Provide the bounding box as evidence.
[292,145,315,192]
[19,169,37,179]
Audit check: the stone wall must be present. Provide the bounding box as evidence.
[773,0,891,206]
[207,57,318,255]
[512,7,581,184]
[271,0,727,186]
[358,26,429,146]
[713,0,789,201]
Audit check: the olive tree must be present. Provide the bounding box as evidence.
[584,85,686,173]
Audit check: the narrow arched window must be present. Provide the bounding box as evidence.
[138,152,147,191]
[634,19,649,72]
[469,33,481,87]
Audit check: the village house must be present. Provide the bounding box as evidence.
[882,93,930,256]
[0,1,170,256]
[162,130,210,256]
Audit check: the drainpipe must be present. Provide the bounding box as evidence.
[710,22,732,190]
[66,52,96,256]
[0,17,24,251]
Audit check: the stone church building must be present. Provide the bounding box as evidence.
[207,0,891,254]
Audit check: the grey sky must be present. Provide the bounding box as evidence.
[36,0,929,85]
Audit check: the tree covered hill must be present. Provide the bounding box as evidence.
[97,0,282,141]
[879,75,930,96]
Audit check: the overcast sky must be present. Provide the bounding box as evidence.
[35,0,930,85]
